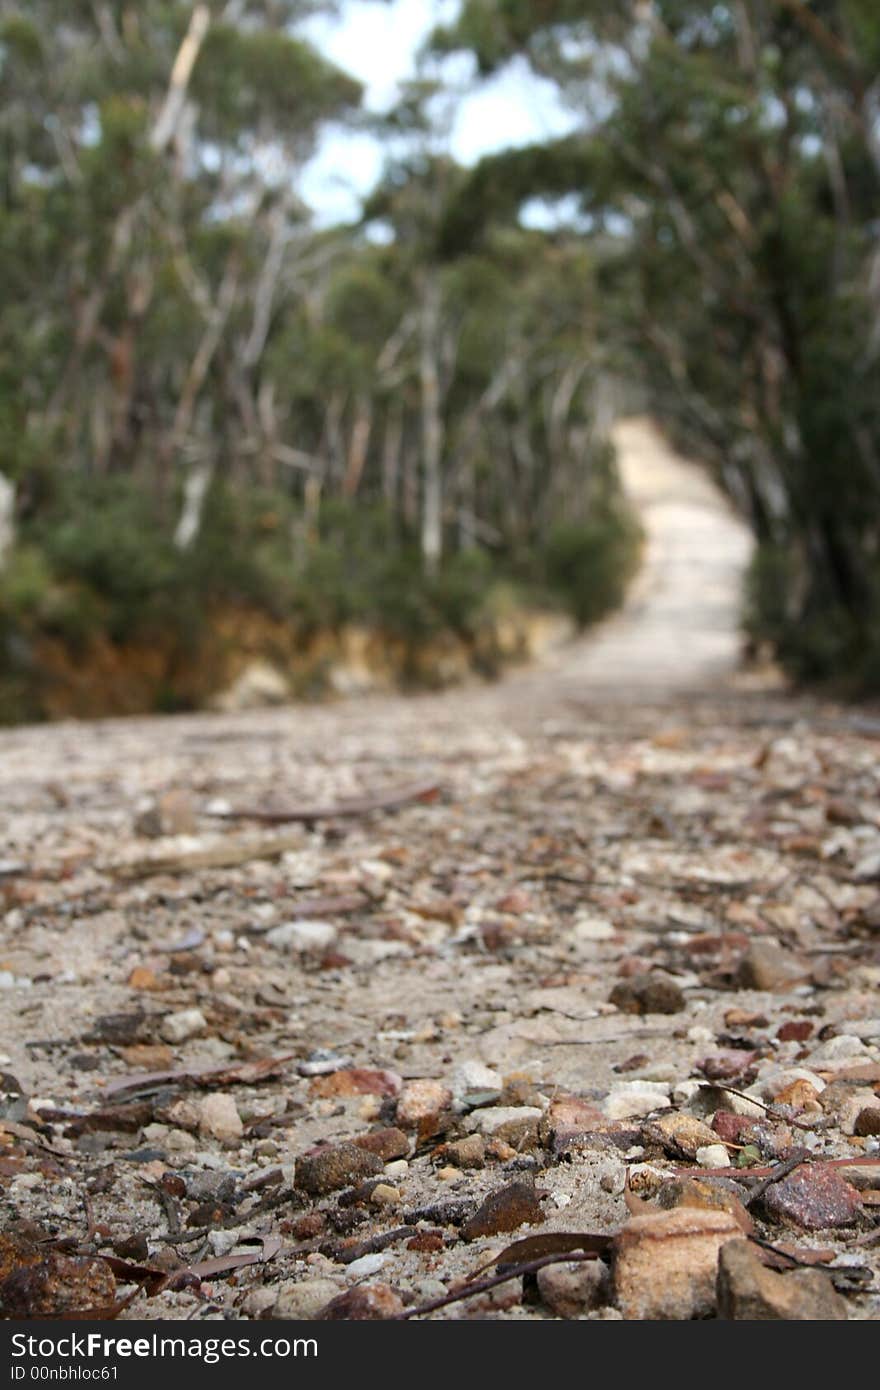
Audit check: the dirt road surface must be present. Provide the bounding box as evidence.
[0,422,877,1321]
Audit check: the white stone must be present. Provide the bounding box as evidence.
[696,1144,731,1168]
[273,1279,341,1320]
[465,1105,543,1136]
[359,859,393,882]
[672,1080,704,1105]
[207,1229,243,1257]
[756,1065,825,1099]
[603,1082,670,1121]
[808,1034,871,1065]
[449,1059,502,1099]
[340,939,409,964]
[197,1092,243,1142]
[632,1062,679,1083]
[10,1173,42,1191]
[160,1008,206,1043]
[570,914,616,942]
[241,1288,277,1317]
[164,1128,197,1153]
[344,1253,386,1278]
[266,919,338,952]
[853,850,880,881]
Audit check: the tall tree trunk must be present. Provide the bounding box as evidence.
[174,457,213,550]
[343,396,372,498]
[0,473,15,571]
[419,275,443,574]
[382,404,404,512]
[150,5,211,155]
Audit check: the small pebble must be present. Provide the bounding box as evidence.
[159,1008,206,1044]
[369,1184,401,1207]
[343,1253,386,1279]
[696,1144,731,1169]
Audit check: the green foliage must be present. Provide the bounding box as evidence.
[290,509,500,641]
[539,505,642,628]
[430,0,590,74]
[194,26,361,141]
[746,543,880,690]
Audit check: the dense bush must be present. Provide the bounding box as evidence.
[745,543,880,692]
[539,506,641,629]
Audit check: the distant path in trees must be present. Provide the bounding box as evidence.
[551,417,754,694]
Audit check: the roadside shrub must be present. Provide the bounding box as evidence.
[745,541,880,690]
[539,504,641,627]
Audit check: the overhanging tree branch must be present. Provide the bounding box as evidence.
[150,4,211,155]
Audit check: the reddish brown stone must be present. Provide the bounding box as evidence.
[0,1253,116,1317]
[495,889,533,914]
[762,1164,862,1230]
[461,1181,543,1241]
[699,1050,759,1081]
[316,1284,404,1320]
[406,1232,444,1253]
[712,1112,760,1144]
[777,1020,814,1042]
[353,1127,410,1161]
[294,1142,384,1196]
[287,1212,326,1240]
[309,1068,401,1099]
[0,1233,40,1283]
[854,1106,880,1137]
[609,973,685,1015]
[724,1009,768,1029]
[439,1134,486,1169]
[717,1239,847,1320]
[735,941,806,991]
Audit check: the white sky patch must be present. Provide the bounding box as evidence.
[520,193,592,234]
[299,0,579,225]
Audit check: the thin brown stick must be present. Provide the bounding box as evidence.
[109,832,305,880]
[673,1154,880,1180]
[393,1250,599,1320]
[743,1148,809,1208]
[708,1082,817,1132]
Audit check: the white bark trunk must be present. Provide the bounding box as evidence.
[419,277,443,574]
[174,460,212,550]
[0,474,16,570]
[150,5,211,155]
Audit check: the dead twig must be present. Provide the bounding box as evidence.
[107,833,305,880]
[673,1154,880,1180]
[743,1148,809,1208]
[707,1083,817,1132]
[395,1250,600,1320]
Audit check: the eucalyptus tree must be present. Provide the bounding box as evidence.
[0,1,360,544]
[432,1,880,683]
